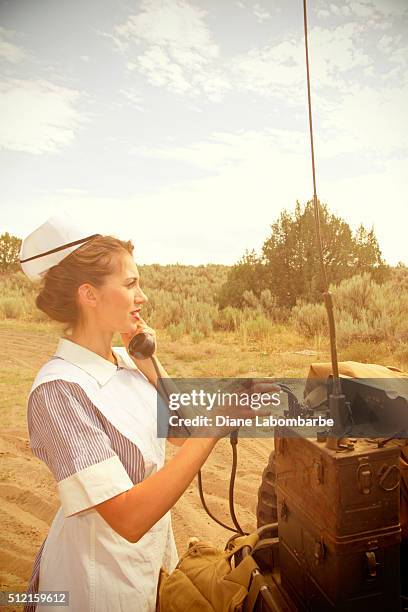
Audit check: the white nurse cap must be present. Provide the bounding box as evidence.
[19,212,99,280]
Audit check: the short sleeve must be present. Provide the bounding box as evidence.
[28,380,134,517]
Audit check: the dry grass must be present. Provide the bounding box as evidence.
[0,319,327,428]
[1,271,407,374]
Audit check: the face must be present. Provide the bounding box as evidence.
[89,252,148,334]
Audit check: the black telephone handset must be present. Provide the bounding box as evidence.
[127,331,171,413]
[128,332,156,360]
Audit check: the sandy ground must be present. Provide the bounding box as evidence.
[0,430,274,587]
[0,428,274,597]
[0,323,275,606]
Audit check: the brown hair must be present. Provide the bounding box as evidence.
[36,235,134,327]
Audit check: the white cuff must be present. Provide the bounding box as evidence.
[58,455,134,517]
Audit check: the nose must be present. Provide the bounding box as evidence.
[134,286,148,304]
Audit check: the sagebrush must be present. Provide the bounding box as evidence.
[1,266,407,369]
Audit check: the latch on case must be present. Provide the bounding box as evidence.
[357,463,372,494]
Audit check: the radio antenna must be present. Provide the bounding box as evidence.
[302,0,351,449]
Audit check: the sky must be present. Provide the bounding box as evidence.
[1,0,407,265]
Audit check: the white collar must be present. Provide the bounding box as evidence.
[54,338,130,386]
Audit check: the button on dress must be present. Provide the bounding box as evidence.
[24,338,178,612]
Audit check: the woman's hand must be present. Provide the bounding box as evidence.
[121,316,157,353]
[94,380,280,542]
[190,380,282,439]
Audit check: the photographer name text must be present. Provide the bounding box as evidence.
[168,415,334,428]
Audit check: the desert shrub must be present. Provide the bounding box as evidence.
[238,312,277,348]
[0,264,228,329]
[190,330,205,344]
[291,273,408,348]
[389,264,408,291]
[2,266,406,356]
[333,273,377,319]
[0,272,39,320]
[339,340,391,365]
[0,296,25,319]
[140,264,228,303]
[242,290,258,309]
[167,322,186,341]
[393,343,408,370]
[291,301,327,338]
[259,289,278,319]
[242,288,289,324]
[181,299,217,336]
[213,306,243,332]
[3,271,35,292]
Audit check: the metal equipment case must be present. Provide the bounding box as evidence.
[275,428,402,611]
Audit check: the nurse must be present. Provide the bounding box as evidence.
[20,214,258,612]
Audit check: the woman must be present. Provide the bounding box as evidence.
[20,214,260,612]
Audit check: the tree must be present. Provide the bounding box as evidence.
[217,201,387,309]
[0,233,22,273]
[217,250,265,308]
[352,224,388,282]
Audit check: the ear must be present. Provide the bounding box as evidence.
[77,283,98,308]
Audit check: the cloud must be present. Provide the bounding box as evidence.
[230,23,371,100]
[115,0,217,54]
[111,0,229,101]
[131,10,407,166]
[136,45,192,94]
[109,2,389,106]
[44,129,407,265]
[313,6,407,86]
[320,84,408,157]
[235,0,278,21]
[0,79,85,154]
[357,0,408,17]
[348,2,373,17]
[311,24,371,75]
[140,136,408,265]
[230,38,303,102]
[318,0,408,20]
[253,3,271,23]
[134,128,307,170]
[55,188,89,196]
[119,88,145,111]
[316,9,331,19]
[9,129,406,266]
[0,27,26,63]
[378,34,394,52]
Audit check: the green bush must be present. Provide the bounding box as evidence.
[239,314,272,342]
[1,267,406,357]
[167,322,186,342]
[0,296,25,319]
[213,306,243,332]
[190,330,205,344]
[291,301,327,338]
[292,273,408,348]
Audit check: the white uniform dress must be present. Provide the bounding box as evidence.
[24,338,178,612]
